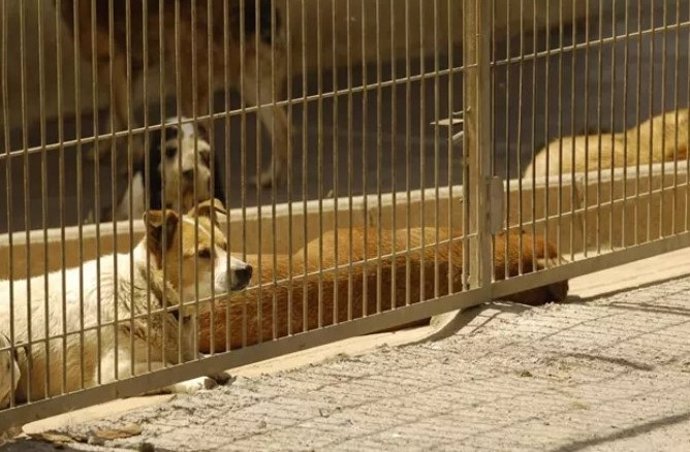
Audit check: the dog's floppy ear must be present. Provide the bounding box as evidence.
[144,209,179,260]
[187,198,227,223]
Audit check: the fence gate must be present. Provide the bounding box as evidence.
[1,0,690,434]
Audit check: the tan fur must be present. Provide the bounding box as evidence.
[58,0,291,187]
[198,228,568,353]
[524,109,690,177]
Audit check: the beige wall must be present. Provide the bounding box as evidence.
[0,0,590,132]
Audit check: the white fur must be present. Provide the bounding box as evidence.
[0,227,247,407]
[0,334,21,408]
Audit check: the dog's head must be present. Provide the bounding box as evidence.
[143,199,252,304]
[150,118,213,213]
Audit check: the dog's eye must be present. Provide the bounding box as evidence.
[197,248,212,259]
[165,146,177,159]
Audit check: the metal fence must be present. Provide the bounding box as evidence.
[1,0,689,434]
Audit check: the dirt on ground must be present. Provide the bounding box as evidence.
[5,275,690,451]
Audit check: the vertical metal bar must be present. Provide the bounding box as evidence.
[193,0,203,359]
[530,0,538,268]
[285,0,294,335]
[240,0,249,347]
[124,0,135,379]
[490,0,497,282]
[71,0,86,388]
[107,0,120,382]
[300,0,308,333]
[596,0,603,254]
[404,0,412,305]
[686,2,690,234]
[583,0,591,257]
[543,0,551,260]
[360,0,369,315]
[672,0,680,235]
[270,0,279,339]
[19,0,33,399]
[609,0,618,250]
[316,0,324,328]
[346,0,354,322]
[647,0,656,244]
[502,0,510,279]
[417,0,425,303]
[1,0,16,406]
[56,0,69,394]
[569,0,578,260]
[223,0,233,351]
[331,0,340,325]
[659,0,669,238]
[376,0,383,312]
[390,0,399,306]
[37,0,52,396]
[432,0,440,298]
[463,0,493,294]
[174,0,183,365]
[517,0,525,274]
[622,0,631,248]
[556,0,564,257]
[142,0,152,371]
[254,0,264,343]
[446,0,455,295]
[461,0,470,291]
[91,0,103,384]
[635,0,643,246]
[158,0,169,366]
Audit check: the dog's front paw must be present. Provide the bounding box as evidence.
[208,371,234,385]
[169,376,217,394]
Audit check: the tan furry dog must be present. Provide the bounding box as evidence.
[198,228,569,353]
[524,109,689,178]
[58,0,291,188]
[0,200,252,407]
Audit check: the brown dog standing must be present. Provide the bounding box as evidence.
[59,0,291,188]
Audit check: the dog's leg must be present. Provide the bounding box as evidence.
[98,350,220,395]
[243,61,291,188]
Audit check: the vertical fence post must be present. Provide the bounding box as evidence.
[463,0,493,293]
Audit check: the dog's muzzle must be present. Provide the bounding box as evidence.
[231,264,253,291]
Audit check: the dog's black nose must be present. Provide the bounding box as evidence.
[182,169,195,180]
[232,265,253,291]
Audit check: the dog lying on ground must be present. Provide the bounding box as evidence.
[524,109,689,178]
[94,117,220,222]
[198,227,569,353]
[59,0,291,188]
[0,200,252,407]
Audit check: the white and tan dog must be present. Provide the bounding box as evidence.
[95,117,218,223]
[0,199,252,407]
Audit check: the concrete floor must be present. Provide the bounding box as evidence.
[6,269,690,451]
[1,1,687,233]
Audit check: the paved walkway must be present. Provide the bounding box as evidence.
[7,274,690,451]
